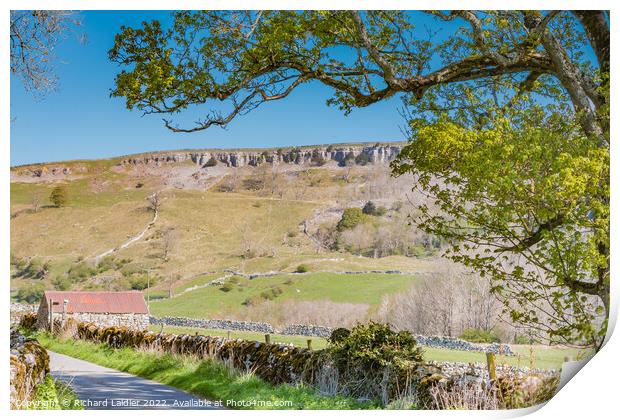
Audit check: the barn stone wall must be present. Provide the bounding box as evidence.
[59,312,150,330]
[36,308,149,331]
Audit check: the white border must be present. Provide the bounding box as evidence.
[3,2,618,419]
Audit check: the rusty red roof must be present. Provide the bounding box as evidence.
[41,291,148,314]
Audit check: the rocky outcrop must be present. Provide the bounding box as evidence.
[119,143,404,168]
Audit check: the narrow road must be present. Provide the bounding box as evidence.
[48,351,222,410]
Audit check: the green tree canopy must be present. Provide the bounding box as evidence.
[337,208,367,231]
[50,186,68,207]
[393,115,608,347]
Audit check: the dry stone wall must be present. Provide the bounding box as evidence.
[10,303,37,325]
[150,315,515,355]
[61,320,554,408]
[10,330,50,409]
[151,316,274,333]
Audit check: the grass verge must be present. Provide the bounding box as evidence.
[27,374,83,410]
[36,333,376,410]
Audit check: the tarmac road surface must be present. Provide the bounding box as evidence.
[48,351,222,410]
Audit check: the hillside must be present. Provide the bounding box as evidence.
[11,141,449,326]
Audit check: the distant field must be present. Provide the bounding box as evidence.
[149,272,421,319]
[151,325,588,370]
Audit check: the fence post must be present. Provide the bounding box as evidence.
[486,352,497,381]
[227,330,231,340]
[265,334,271,344]
[48,299,53,334]
[307,339,312,350]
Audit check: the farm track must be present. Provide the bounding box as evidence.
[92,193,160,262]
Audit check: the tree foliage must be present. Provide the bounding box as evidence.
[50,186,68,207]
[393,118,608,347]
[109,11,608,144]
[337,207,367,231]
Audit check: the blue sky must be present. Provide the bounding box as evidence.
[10,11,410,166]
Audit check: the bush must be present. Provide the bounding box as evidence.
[204,156,218,167]
[514,334,539,345]
[408,244,427,257]
[50,186,68,207]
[97,256,124,273]
[375,206,387,216]
[11,253,27,271]
[336,207,367,231]
[242,178,264,191]
[354,153,370,166]
[217,182,235,193]
[258,286,283,301]
[220,283,233,292]
[295,264,309,273]
[342,151,355,167]
[242,296,262,306]
[18,258,50,279]
[16,284,45,303]
[328,327,351,344]
[310,154,326,167]
[129,274,155,290]
[325,322,424,403]
[67,262,98,283]
[120,263,142,278]
[362,201,388,217]
[328,322,424,368]
[459,328,502,344]
[52,276,73,291]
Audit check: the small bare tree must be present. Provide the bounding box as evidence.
[31,191,43,212]
[161,227,177,262]
[10,11,82,95]
[146,191,162,213]
[167,272,181,298]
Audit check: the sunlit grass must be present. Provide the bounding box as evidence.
[37,333,375,410]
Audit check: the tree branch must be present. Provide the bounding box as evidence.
[572,11,610,75]
[496,214,564,252]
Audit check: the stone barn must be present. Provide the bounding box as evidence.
[37,291,149,330]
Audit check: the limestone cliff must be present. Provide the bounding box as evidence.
[119,143,404,168]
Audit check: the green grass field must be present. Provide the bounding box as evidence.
[152,324,588,370]
[149,272,421,319]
